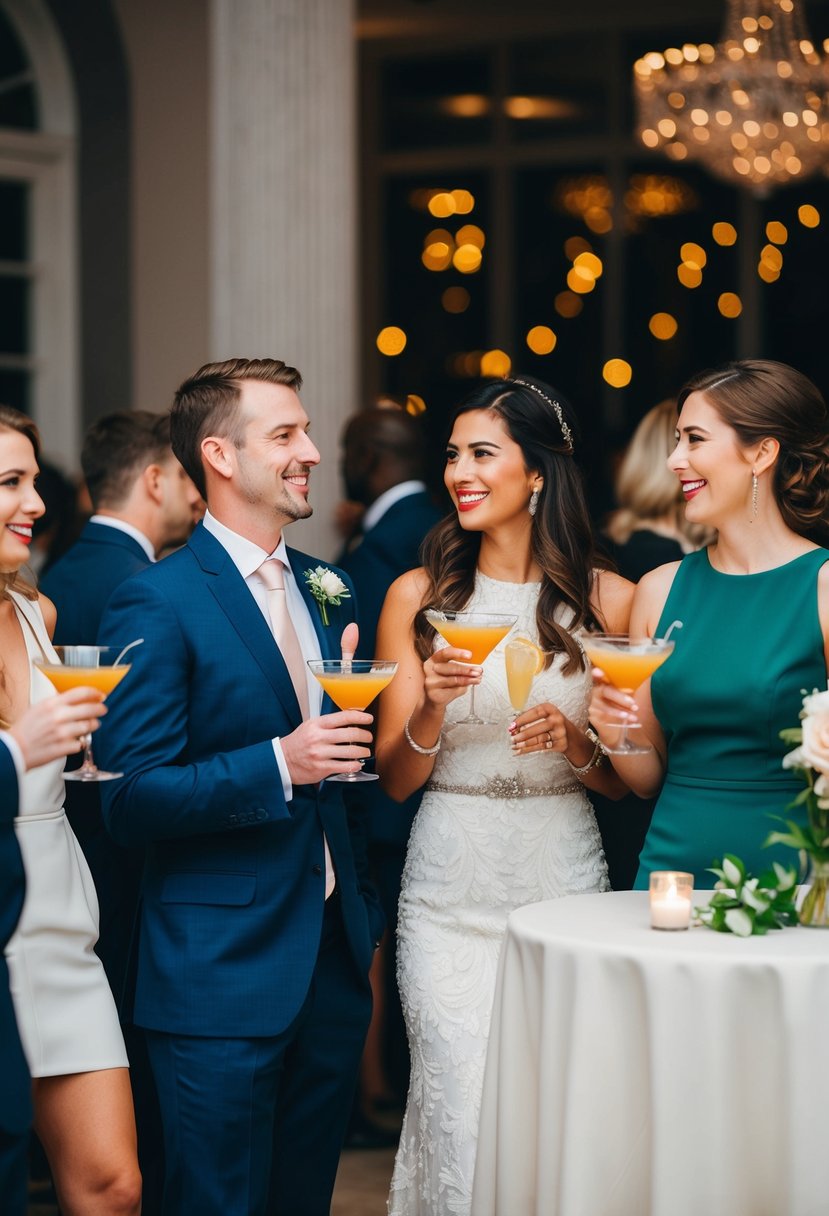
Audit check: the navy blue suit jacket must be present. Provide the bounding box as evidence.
[41,520,151,645]
[40,519,151,1001]
[339,490,442,847]
[97,523,383,1038]
[0,744,30,1136]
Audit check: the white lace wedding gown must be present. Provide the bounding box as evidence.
[388,574,609,1216]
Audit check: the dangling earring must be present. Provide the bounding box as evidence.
[750,470,758,521]
[528,488,540,517]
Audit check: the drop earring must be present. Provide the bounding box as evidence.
[528,488,540,517]
[750,470,758,521]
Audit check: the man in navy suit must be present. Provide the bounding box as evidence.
[42,410,201,1213]
[97,357,384,1216]
[0,690,106,1215]
[42,410,202,645]
[337,406,442,1133]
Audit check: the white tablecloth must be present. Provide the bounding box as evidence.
[472,891,829,1216]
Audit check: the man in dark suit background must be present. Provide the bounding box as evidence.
[42,410,202,645]
[41,409,201,1212]
[337,405,443,1137]
[97,358,384,1216]
[0,690,106,1215]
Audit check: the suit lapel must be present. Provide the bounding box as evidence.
[189,526,303,726]
[289,551,336,659]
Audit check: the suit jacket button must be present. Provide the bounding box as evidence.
[312,864,322,876]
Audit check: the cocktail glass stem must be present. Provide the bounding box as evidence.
[462,678,483,726]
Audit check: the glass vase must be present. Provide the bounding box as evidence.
[799,857,829,928]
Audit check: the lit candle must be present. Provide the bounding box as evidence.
[649,870,693,930]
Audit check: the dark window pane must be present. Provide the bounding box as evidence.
[380,54,492,152]
[760,181,829,396]
[378,172,489,434]
[0,369,30,414]
[0,180,29,260]
[0,9,38,130]
[623,161,739,406]
[507,36,613,141]
[0,276,29,354]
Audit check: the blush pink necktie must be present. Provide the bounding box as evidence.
[257,558,309,720]
[257,558,335,898]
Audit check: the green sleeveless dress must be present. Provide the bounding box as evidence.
[634,546,829,889]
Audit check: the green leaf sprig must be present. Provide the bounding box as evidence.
[694,854,799,938]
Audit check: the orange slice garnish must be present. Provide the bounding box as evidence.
[505,634,544,673]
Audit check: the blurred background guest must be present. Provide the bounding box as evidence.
[28,462,86,581]
[337,402,443,1146]
[601,397,712,583]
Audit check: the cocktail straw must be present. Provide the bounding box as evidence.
[661,620,683,643]
[113,638,144,666]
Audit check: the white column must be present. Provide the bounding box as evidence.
[210,0,357,560]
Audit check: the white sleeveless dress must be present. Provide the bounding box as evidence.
[388,574,609,1216]
[4,591,128,1077]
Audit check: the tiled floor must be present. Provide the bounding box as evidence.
[28,1145,396,1214]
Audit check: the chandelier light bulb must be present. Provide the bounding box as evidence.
[633,0,829,194]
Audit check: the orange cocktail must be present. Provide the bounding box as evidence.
[424,609,517,724]
[36,665,130,697]
[583,633,674,755]
[429,620,513,666]
[315,670,396,711]
[307,659,398,783]
[34,644,136,781]
[581,647,668,692]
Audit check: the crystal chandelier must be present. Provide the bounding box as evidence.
[633,0,829,195]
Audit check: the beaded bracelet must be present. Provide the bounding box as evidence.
[404,715,442,756]
[565,730,606,775]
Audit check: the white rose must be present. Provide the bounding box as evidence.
[802,688,829,716]
[319,570,347,598]
[800,707,829,777]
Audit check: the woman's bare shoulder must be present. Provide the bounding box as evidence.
[591,569,635,633]
[385,567,431,612]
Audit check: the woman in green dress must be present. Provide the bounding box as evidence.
[589,359,829,888]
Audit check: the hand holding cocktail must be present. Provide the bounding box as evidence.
[585,633,675,755]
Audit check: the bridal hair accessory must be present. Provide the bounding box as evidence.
[528,488,540,517]
[750,470,759,521]
[510,379,574,453]
[304,565,351,626]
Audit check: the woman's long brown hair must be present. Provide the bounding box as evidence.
[414,378,611,675]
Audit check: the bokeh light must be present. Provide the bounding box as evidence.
[649,312,678,340]
[453,244,483,273]
[376,327,407,356]
[554,291,583,318]
[712,221,737,245]
[718,292,743,317]
[480,349,512,377]
[603,359,632,388]
[428,192,456,218]
[442,286,470,314]
[677,262,703,288]
[680,242,707,268]
[455,224,485,249]
[405,395,426,415]
[526,326,557,355]
[765,220,788,244]
[798,204,820,228]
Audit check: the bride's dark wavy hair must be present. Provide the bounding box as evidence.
[414,377,611,674]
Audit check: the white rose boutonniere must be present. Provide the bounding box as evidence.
[304,565,351,626]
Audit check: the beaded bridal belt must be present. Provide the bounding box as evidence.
[426,776,583,800]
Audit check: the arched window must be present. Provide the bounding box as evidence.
[0,0,78,462]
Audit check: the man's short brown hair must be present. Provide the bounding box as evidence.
[81,411,173,511]
[171,358,303,499]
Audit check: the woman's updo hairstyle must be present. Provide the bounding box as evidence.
[678,359,829,547]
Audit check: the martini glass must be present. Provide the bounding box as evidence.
[425,609,517,725]
[307,659,398,782]
[582,633,674,755]
[34,645,132,781]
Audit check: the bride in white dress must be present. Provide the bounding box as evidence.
[375,377,633,1215]
[0,406,141,1215]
